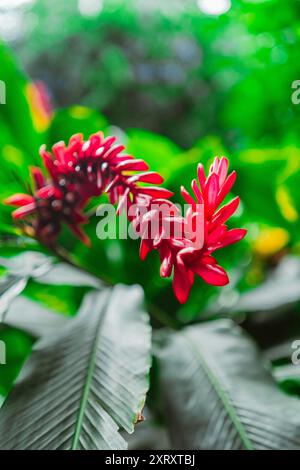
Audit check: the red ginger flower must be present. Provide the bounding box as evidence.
[138,156,246,303]
[5,132,172,246]
[5,131,246,304]
[40,132,171,208]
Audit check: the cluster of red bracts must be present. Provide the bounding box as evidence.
[5,132,246,303]
[6,132,171,246]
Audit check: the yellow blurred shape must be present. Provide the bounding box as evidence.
[26,82,52,133]
[253,227,289,257]
[276,186,298,222]
[69,106,93,119]
[2,145,24,166]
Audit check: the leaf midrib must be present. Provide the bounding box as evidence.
[182,331,254,450]
[71,290,111,450]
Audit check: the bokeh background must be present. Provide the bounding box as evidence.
[1,0,300,417]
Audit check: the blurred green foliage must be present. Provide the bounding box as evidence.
[13,0,300,149]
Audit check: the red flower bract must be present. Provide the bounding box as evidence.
[137,156,246,303]
[5,132,246,303]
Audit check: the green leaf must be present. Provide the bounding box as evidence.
[0,251,52,278]
[4,295,70,338]
[155,319,300,450]
[0,42,43,158]
[35,262,102,289]
[0,252,103,318]
[207,255,300,316]
[47,106,108,146]
[126,129,182,177]
[233,256,300,314]
[274,364,300,397]
[0,250,102,290]
[0,275,28,322]
[0,285,152,450]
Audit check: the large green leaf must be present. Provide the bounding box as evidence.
[0,251,102,320]
[0,251,52,279]
[155,319,300,450]
[207,255,300,317]
[0,250,102,290]
[4,295,70,338]
[0,285,151,449]
[0,275,28,322]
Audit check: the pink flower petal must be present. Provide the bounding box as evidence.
[105,175,120,193]
[116,159,149,172]
[180,186,195,207]
[197,163,206,192]
[139,238,152,260]
[127,172,164,185]
[210,156,219,174]
[30,167,46,189]
[102,136,117,151]
[137,187,173,199]
[68,133,84,148]
[111,154,134,164]
[218,157,228,187]
[12,203,37,219]
[207,224,227,245]
[211,228,247,251]
[159,244,173,277]
[211,196,240,227]
[5,194,35,207]
[52,141,66,163]
[40,146,58,180]
[36,185,58,199]
[104,144,125,161]
[173,264,194,304]
[216,170,236,206]
[192,257,229,286]
[89,133,103,152]
[205,172,219,215]
[116,187,130,215]
[191,179,204,204]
